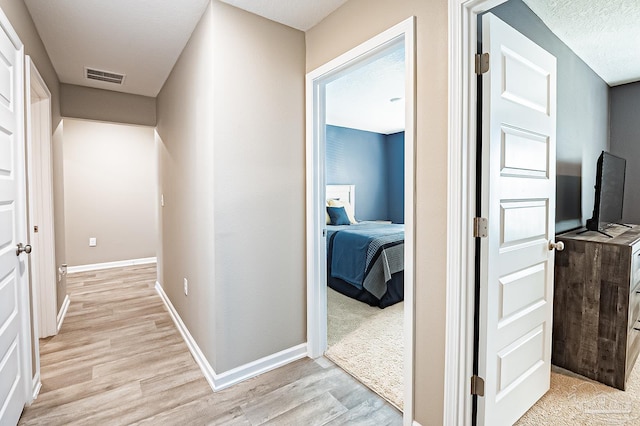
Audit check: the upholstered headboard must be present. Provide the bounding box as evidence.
[326,184,355,211]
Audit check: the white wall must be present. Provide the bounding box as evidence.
[63,118,157,266]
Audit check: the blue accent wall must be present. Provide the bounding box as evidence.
[326,125,404,222]
[386,132,405,224]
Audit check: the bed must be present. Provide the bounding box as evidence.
[326,185,404,308]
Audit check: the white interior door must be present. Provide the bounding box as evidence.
[478,13,557,425]
[0,10,29,426]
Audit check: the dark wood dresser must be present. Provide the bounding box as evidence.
[553,224,640,390]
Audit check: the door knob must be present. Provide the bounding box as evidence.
[16,243,32,256]
[549,240,564,252]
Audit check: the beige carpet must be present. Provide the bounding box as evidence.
[516,364,640,425]
[325,288,404,410]
[326,287,381,347]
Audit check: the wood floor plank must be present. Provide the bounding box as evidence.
[39,322,158,355]
[240,367,344,424]
[19,264,402,425]
[77,378,212,425]
[135,398,252,426]
[325,396,401,425]
[20,382,143,425]
[138,363,206,396]
[260,392,347,426]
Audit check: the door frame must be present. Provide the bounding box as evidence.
[26,55,56,342]
[446,0,511,424]
[305,17,416,425]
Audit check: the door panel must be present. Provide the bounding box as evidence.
[501,126,549,178]
[478,13,557,426]
[499,263,546,320]
[0,7,28,425]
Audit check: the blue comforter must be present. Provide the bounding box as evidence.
[327,223,404,297]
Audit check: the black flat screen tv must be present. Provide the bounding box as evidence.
[585,151,626,233]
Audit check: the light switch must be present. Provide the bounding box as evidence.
[89,237,97,247]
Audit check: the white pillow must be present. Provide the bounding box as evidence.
[328,199,357,224]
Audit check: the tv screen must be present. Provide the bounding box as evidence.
[586,151,626,232]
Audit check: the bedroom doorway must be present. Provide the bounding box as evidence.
[305,17,416,422]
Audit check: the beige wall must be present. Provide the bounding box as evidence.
[156,0,306,373]
[52,122,66,309]
[0,1,68,312]
[211,1,305,371]
[306,1,449,424]
[156,2,217,366]
[63,119,156,267]
[61,84,156,126]
[0,0,60,125]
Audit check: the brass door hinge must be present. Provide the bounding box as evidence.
[471,375,485,396]
[475,53,489,75]
[473,217,488,238]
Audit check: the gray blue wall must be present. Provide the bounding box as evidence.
[610,81,640,224]
[326,125,404,223]
[487,0,610,233]
[386,132,405,224]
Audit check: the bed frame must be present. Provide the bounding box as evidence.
[325,184,404,308]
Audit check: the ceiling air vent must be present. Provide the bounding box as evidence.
[85,67,125,85]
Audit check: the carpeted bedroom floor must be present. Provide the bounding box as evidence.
[325,288,404,410]
[516,363,640,425]
[325,286,640,423]
[325,287,640,423]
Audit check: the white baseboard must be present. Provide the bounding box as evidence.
[413,421,423,426]
[154,281,217,390]
[214,341,308,391]
[154,281,307,392]
[56,294,70,332]
[67,257,157,274]
[31,374,41,402]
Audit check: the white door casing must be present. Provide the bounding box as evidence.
[477,13,557,425]
[306,17,415,425]
[26,56,56,339]
[0,8,30,426]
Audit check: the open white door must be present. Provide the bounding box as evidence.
[477,13,557,425]
[0,9,30,426]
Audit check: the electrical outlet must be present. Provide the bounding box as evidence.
[89,237,97,247]
[183,278,188,296]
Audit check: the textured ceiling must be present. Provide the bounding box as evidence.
[219,0,348,31]
[24,0,210,97]
[326,45,405,135]
[523,0,640,86]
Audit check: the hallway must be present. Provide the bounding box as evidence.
[19,265,401,425]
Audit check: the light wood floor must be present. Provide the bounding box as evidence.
[19,264,402,425]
